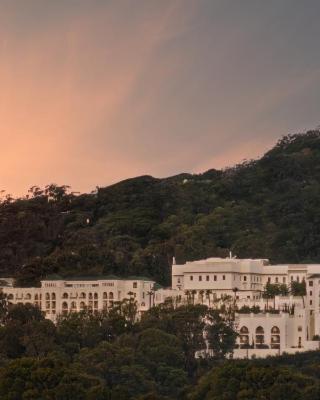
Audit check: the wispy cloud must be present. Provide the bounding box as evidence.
[0,0,320,195]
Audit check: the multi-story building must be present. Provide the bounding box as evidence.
[156,256,320,358]
[1,275,155,321]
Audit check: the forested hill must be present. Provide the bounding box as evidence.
[2,130,320,287]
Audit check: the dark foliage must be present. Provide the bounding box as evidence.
[2,131,320,286]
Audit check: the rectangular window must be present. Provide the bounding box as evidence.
[206,276,209,281]
[283,277,286,284]
[244,276,247,282]
[199,276,202,281]
[310,300,313,306]
[310,291,313,296]
[291,276,293,282]
[275,277,278,283]
[190,276,193,281]
[223,275,225,280]
[309,281,313,287]
[133,282,137,288]
[214,275,217,281]
[268,277,271,283]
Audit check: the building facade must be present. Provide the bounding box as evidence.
[156,257,320,357]
[1,276,155,321]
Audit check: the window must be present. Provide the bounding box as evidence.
[199,276,202,282]
[268,277,271,283]
[297,276,300,282]
[309,281,313,287]
[133,282,137,288]
[255,326,264,344]
[109,292,114,300]
[275,277,278,283]
[243,276,247,282]
[206,275,209,281]
[190,276,193,281]
[214,275,217,281]
[239,326,249,346]
[62,293,68,299]
[310,300,313,305]
[223,275,225,280]
[310,291,313,296]
[291,276,293,282]
[271,326,280,349]
[177,278,181,283]
[283,277,286,284]
[298,326,302,332]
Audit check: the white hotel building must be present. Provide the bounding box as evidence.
[1,275,155,322]
[2,257,320,358]
[155,257,320,357]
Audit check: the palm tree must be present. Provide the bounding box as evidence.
[199,290,205,304]
[191,290,197,305]
[290,280,306,308]
[205,289,212,307]
[146,290,154,309]
[185,290,191,304]
[232,287,239,320]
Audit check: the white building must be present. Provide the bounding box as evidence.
[156,256,320,357]
[1,275,155,321]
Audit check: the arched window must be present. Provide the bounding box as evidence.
[80,301,85,310]
[103,292,107,299]
[51,293,56,300]
[34,294,38,301]
[239,326,249,347]
[80,292,86,299]
[45,293,50,300]
[7,294,14,300]
[62,302,68,309]
[271,326,280,349]
[240,326,249,334]
[25,293,31,300]
[71,301,77,310]
[89,293,93,299]
[255,326,264,345]
[94,293,98,299]
[62,293,68,299]
[109,292,114,300]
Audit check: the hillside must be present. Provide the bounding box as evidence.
[2,130,320,286]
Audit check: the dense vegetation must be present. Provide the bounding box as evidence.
[0,299,237,400]
[0,300,320,399]
[2,130,320,286]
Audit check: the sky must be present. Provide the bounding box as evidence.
[1,0,320,197]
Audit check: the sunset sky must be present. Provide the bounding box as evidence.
[1,0,320,197]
